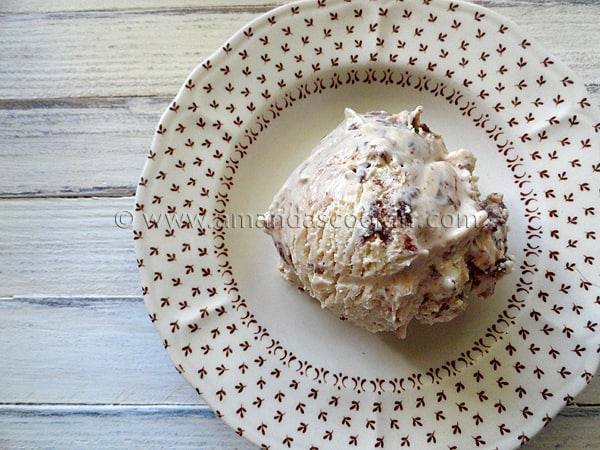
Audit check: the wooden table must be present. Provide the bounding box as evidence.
[1,0,598,448]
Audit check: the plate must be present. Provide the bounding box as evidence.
[134,0,600,448]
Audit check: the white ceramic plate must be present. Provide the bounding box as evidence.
[134,0,600,448]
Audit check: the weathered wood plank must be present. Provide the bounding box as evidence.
[1,296,598,406]
[0,404,598,449]
[0,97,164,196]
[1,3,598,100]
[1,1,598,196]
[1,0,598,14]
[0,0,281,14]
[0,405,255,450]
[2,0,598,15]
[0,10,262,100]
[0,88,598,197]
[0,297,199,404]
[0,197,140,297]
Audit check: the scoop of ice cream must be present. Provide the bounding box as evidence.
[261,107,513,338]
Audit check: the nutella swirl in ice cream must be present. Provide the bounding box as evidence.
[261,107,513,338]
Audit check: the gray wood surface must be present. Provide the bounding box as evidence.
[1,0,598,448]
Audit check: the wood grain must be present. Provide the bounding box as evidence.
[0,197,139,297]
[0,97,164,196]
[0,0,281,14]
[1,87,599,197]
[1,1,599,198]
[0,297,198,404]
[1,2,598,100]
[0,91,600,198]
[0,10,263,100]
[0,405,254,450]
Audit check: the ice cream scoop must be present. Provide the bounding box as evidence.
[261,107,513,338]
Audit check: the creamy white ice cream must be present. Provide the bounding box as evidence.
[262,107,512,338]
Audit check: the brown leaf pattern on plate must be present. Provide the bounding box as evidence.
[134,0,600,448]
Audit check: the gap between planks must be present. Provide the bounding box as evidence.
[0,189,136,200]
[0,404,215,415]
[0,1,281,16]
[3,403,599,415]
[0,403,598,449]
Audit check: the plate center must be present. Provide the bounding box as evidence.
[226,79,522,385]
